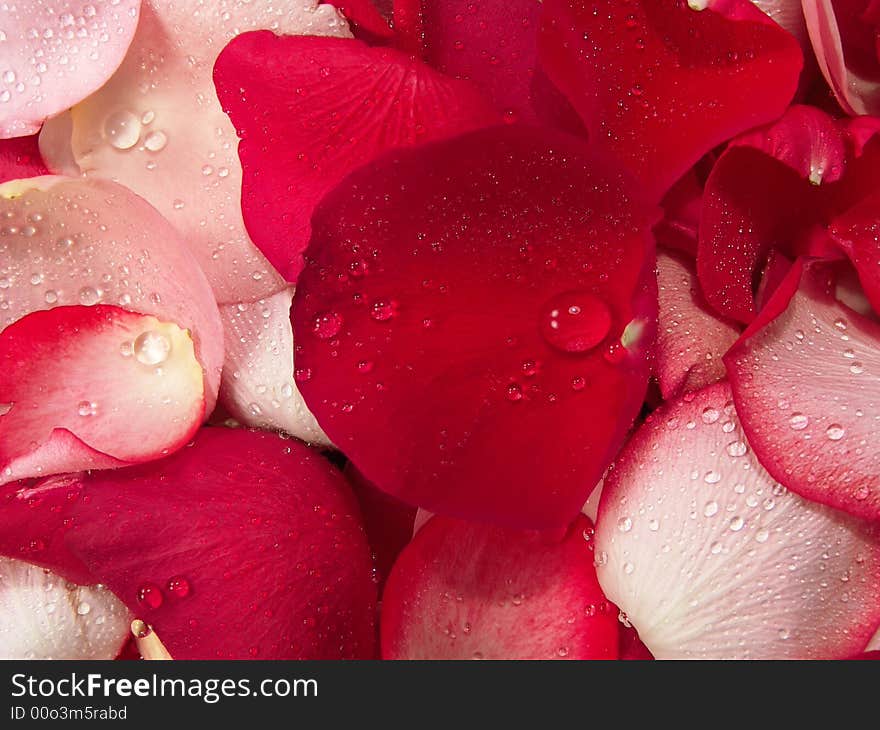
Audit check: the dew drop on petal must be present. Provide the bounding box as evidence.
[539,290,611,354]
[134,331,171,365]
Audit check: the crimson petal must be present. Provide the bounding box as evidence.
[725,259,880,521]
[213,32,499,282]
[292,125,657,528]
[0,136,48,183]
[381,514,618,659]
[0,428,377,659]
[539,0,802,200]
[597,382,880,658]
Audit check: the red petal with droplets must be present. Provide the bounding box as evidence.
[725,259,880,521]
[697,106,847,323]
[828,190,880,313]
[0,136,47,183]
[597,382,880,658]
[213,32,499,282]
[539,0,802,200]
[381,514,618,659]
[655,249,740,399]
[0,428,377,659]
[292,125,657,528]
[0,305,206,482]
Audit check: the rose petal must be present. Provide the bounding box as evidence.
[725,259,880,521]
[596,381,880,659]
[803,0,880,115]
[697,106,847,323]
[0,176,223,408]
[330,0,393,39]
[218,287,328,445]
[381,514,619,659]
[0,556,130,659]
[292,125,657,528]
[213,31,499,283]
[0,428,378,659]
[1,305,206,483]
[39,1,352,304]
[655,248,741,399]
[0,0,141,138]
[417,0,579,128]
[539,0,803,200]
[0,135,48,183]
[828,190,880,314]
[753,0,810,46]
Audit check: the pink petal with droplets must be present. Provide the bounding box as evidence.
[0,0,141,138]
[725,259,880,521]
[39,1,351,304]
[597,381,880,659]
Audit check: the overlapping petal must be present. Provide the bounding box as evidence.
[0,135,48,183]
[539,0,803,200]
[381,515,618,659]
[0,0,141,138]
[292,125,657,528]
[725,259,880,520]
[596,381,880,659]
[0,428,378,659]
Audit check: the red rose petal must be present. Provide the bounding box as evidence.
[0,305,206,482]
[725,259,880,521]
[0,135,48,183]
[292,125,657,528]
[597,381,880,659]
[828,190,880,314]
[655,248,740,399]
[0,0,141,138]
[539,0,802,200]
[213,32,499,282]
[803,0,880,115]
[330,0,394,40]
[381,514,618,659]
[0,428,378,660]
[697,106,846,323]
[417,0,578,128]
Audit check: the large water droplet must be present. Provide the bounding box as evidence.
[166,576,191,599]
[134,330,171,365]
[825,424,845,441]
[136,583,164,610]
[789,413,809,431]
[103,110,141,150]
[311,311,343,339]
[539,290,611,354]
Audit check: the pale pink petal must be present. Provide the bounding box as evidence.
[0,556,130,659]
[655,249,741,399]
[0,176,223,406]
[596,382,880,659]
[39,1,352,304]
[0,1,141,138]
[218,287,328,446]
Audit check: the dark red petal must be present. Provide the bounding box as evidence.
[619,625,654,660]
[213,32,499,282]
[345,463,416,592]
[539,0,803,200]
[725,259,880,520]
[381,514,618,659]
[0,135,47,183]
[697,106,845,323]
[0,306,206,483]
[417,0,579,129]
[653,169,705,258]
[1,428,378,659]
[597,381,880,658]
[292,125,657,528]
[655,248,740,399]
[755,247,795,312]
[329,0,394,40]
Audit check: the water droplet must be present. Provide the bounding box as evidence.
[729,516,744,532]
[76,601,91,616]
[370,299,396,322]
[701,407,720,424]
[778,628,790,640]
[166,576,191,599]
[703,470,721,484]
[850,362,865,375]
[134,330,171,365]
[103,110,141,150]
[136,583,164,610]
[143,130,167,152]
[726,440,747,457]
[506,383,523,402]
[557,646,570,657]
[294,367,312,383]
[825,424,845,441]
[539,290,611,354]
[755,528,770,543]
[311,311,343,339]
[622,562,634,575]
[789,413,809,431]
[704,501,719,517]
[44,290,58,304]
[78,286,100,305]
[617,516,633,532]
[77,400,96,417]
